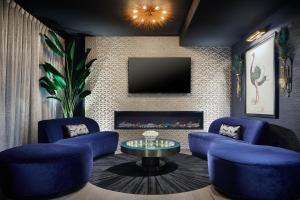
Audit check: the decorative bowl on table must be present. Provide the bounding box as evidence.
[142,130,159,142]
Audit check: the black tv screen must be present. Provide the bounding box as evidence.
[128,57,191,93]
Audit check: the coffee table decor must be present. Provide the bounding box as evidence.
[121,139,180,173]
[142,130,159,141]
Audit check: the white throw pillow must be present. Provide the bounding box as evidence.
[64,124,89,138]
[219,124,241,139]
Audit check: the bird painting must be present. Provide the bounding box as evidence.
[246,36,276,116]
[249,52,268,105]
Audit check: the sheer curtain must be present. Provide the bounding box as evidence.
[0,0,64,150]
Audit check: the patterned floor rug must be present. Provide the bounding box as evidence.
[89,153,210,195]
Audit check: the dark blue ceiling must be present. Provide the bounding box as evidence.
[181,0,292,46]
[16,0,294,46]
[15,0,192,36]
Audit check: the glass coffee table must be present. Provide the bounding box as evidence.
[121,139,180,173]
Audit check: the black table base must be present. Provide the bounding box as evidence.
[136,157,166,173]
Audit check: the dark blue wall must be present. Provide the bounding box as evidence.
[231,2,300,151]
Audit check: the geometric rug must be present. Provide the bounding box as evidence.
[89,153,210,195]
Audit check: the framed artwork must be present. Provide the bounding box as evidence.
[245,35,278,118]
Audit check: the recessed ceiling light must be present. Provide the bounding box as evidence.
[132,15,138,19]
[152,19,156,23]
[142,5,147,10]
[133,9,138,13]
[162,10,167,14]
[155,6,160,10]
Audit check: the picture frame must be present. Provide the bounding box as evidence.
[245,34,278,118]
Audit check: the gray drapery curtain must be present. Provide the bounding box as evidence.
[0,0,64,150]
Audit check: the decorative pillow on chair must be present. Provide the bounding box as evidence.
[64,124,89,138]
[219,124,241,139]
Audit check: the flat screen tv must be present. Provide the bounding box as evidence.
[128,57,191,94]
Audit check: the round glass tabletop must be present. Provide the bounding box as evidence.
[121,139,180,158]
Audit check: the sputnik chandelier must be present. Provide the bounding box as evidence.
[126,2,171,29]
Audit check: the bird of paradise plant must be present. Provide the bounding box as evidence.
[39,30,96,118]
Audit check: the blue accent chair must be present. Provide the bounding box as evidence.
[38,117,119,159]
[0,144,93,199]
[208,141,300,200]
[188,117,268,158]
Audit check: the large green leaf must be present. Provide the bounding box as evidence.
[63,64,69,81]
[79,90,91,98]
[74,69,90,89]
[44,35,64,57]
[40,82,56,95]
[41,63,64,78]
[76,58,85,71]
[86,59,97,69]
[85,48,91,56]
[66,41,75,61]
[76,81,85,95]
[53,74,66,89]
[76,49,92,71]
[39,76,59,90]
[46,96,62,102]
[45,70,53,80]
[49,30,64,53]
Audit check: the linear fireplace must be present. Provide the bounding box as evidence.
[114,111,203,130]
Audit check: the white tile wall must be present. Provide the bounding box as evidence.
[85,36,231,149]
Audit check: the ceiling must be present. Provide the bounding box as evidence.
[16,0,292,46]
[181,0,290,46]
[15,0,192,36]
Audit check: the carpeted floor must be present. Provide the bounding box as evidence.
[89,153,210,195]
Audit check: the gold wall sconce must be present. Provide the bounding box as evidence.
[278,26,293,97]
[279,58,292,97]
[246,29,267,42]
[232,55,244,100]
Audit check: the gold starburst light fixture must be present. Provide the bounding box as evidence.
[127,3,171,29]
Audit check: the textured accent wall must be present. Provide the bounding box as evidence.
[85,36,231,149]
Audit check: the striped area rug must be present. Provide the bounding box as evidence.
[89,153,210,194]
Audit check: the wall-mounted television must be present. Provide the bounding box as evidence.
[128,57,191,94]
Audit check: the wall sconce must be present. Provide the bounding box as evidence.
[246,29,267,42]
[232,55,244,100]
[278,27,293,97]
[279,58,292,96]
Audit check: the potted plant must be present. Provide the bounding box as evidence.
[232,55,244,99]
[39,30,96,118]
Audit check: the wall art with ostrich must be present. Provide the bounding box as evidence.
[245,35,277,117]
